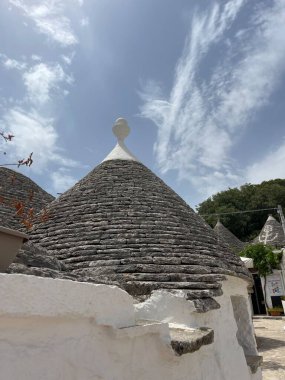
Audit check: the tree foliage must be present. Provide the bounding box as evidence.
[239,243,282,277]
[239,243,282,310]
[197,180,285,241]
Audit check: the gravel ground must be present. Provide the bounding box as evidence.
[253,318,285,380]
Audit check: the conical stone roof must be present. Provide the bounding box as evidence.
[254,215,285,248]
[214,220,245,254]
[29,118,251,308]
[0,167,54,230]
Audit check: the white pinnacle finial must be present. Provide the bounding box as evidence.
[102,117,139,162]
[112,118,130,142]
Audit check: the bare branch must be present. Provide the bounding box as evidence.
[17,152,33,168]
[0,131,14,142]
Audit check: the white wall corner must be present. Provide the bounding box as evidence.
[0,273,135,328]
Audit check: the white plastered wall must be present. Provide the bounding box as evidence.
[135,275,262,380]
[0,273,261,380]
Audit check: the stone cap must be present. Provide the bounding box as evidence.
[103,118,138,162]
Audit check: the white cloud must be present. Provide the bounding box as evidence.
[0,54,27,71]
[3,58,26,71]
[246,140,285,184]
[31,54,41,61]
[80,17,89,27]
[9,0,78,46]
[0,107,79,173]
[140,0,285,197]
[22,63,72,105]
[61,52,75,65]
[0,1,84,193]
[50,168,77,193]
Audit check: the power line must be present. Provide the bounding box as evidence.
[201,207,278,217]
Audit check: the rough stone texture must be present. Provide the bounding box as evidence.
[28,160,251,304]
[0,167,54,230]
[6,242,71,280]
[246,355,263,374]
[191,297,221,312]
[231,295,259,360]
[214,220,245,253]
[170,326,214,355]
[15,242,65,270]
[254,215,285,248]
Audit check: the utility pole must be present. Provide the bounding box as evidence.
[277,205,285,235]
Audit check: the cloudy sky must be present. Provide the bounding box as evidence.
[0,0,285,208]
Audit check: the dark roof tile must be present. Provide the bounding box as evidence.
[214,220,245,253]
[0,167,54,230]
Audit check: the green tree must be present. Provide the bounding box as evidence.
[197,180,285,241]
[239,243,282,310]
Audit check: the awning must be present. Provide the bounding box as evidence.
[241,256,254,269]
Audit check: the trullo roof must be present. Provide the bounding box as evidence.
[214,220,245,253]
[29,118,251,309]
[253,215,285,248]
[0,167,54,230]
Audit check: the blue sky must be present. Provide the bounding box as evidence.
[0,0,285,208]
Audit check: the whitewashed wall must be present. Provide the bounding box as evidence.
[136,275,261,380]
[0,274,261,380]
[261,267,285,308]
